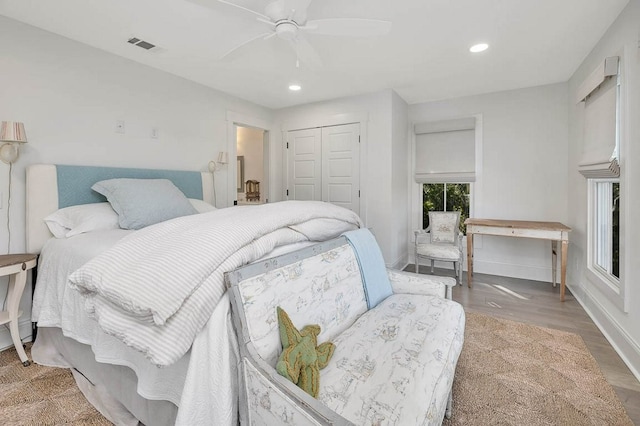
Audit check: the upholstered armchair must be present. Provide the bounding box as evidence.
[414,211,463,284]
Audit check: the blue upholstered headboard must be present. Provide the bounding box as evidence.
[26,164,214,253]
[55,165,204,208]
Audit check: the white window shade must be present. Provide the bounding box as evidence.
[414,118,475,183]
[578,56,620,178]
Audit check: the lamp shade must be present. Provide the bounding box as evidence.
[217,151,229,164]
[0,121,28,143]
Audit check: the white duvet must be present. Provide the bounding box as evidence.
[68,201,362,367]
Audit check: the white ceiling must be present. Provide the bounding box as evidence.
[0,0,629,109]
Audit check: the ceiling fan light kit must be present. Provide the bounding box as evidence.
[275,21,299,41]
[217,0,392,68]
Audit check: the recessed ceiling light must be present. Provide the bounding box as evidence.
[289,84,301,91]
[469,43,489,53]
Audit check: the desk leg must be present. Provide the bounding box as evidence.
[560,240,568,302]
[466,233,474,288]
[551,240,558,288]
[8,270,30,366]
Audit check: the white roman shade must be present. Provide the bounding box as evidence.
[577,56,620,178]
[414,117,475,183]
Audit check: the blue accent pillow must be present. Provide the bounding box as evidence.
[92,178,197,230]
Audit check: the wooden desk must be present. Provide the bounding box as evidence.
[464,219,571,301]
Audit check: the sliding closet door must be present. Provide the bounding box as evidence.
[322,123,360,215]
[287,128,322,201]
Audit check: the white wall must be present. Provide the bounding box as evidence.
[566,0,640,379]
[236,126,264,201]
[275,90,409,266]
[391,91,410,267]
[0,16,272,350]
[409,83,569,282]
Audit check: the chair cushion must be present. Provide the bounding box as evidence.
[319,294,465,425]
[417,243,461,261]
[430,212,459,243]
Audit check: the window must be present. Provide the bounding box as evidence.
[579,55,624,308]
[590,180,620,282]
[423,183,470,234]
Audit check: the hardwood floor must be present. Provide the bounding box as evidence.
[405,265,640,424]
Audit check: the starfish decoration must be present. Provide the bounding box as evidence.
[275,307,335,398]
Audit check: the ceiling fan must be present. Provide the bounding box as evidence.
[216,0,392,68]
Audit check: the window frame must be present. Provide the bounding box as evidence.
[587,179,619,279]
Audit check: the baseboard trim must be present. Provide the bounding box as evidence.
[407,253,556,283]
[568,282,640,383]
[472,259,555,283]
[0,318,33,352]
[388,252,408,270]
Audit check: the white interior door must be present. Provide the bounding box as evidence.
[287,128,322,201]
[322,123,360,215]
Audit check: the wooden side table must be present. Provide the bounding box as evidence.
[0,254,37,366]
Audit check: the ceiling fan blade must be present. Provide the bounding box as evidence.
[265,0,313,23]
[217,0,272,21]
[288,33,322,69]
[303,18,392,37]
[220,31,274,60]
[283,0,313,21]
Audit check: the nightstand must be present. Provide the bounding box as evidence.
[0,253,37,366]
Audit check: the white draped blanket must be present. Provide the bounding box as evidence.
[68,201,362,366]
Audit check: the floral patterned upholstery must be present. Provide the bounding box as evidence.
[429,212,459,243]
[415,211,463,283]
[243,359,324,425]
[237,243,367,366]
[416,243,461,260]
[228,238,465,426]
[319,294,465,425]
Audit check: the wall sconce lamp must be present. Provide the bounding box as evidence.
[2,121,28,252]
[0,121,28,164]
[0,121,27,164]
[207,152,229,207]
[208,151,229,173]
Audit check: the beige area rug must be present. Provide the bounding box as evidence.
[443,312,633,426]
[0,317,632,426]
[0,343,110,425]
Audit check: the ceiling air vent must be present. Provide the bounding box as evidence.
[127,37,156,50]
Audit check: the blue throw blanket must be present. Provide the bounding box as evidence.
[342,229,393,309]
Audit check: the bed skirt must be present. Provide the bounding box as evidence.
[32,327,178,425]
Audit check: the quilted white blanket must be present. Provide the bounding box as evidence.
[68,201,362,367]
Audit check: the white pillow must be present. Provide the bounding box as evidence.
[189,198,217,214]
[44,203,120,238]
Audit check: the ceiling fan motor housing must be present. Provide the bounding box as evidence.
[275,21,298,40]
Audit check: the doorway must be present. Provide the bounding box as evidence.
[236,125,269,205]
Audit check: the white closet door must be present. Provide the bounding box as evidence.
[287,128,322,201]
[322,123,360,215]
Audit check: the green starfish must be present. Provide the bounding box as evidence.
[275,307,335,398]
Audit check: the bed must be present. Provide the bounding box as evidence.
[26,164,362,425]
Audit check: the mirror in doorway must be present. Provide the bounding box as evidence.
[237,156,245,192]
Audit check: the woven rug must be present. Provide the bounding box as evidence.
[443,312,633,425]
[0,343,110,425]
[0,315,633,425]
